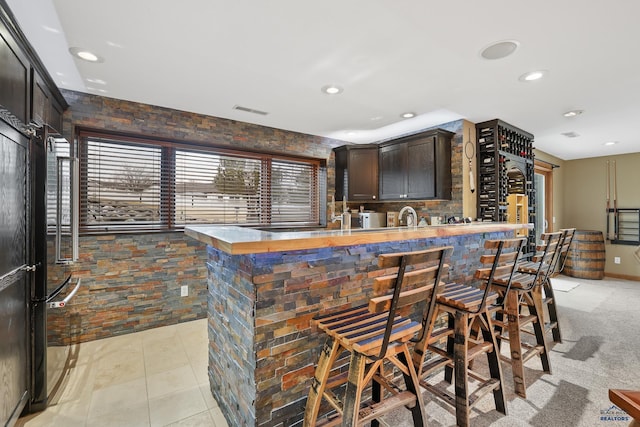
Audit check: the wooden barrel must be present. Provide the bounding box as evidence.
[564,230,606,279]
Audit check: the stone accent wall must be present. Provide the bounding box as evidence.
[205,230,511,426]
[46,232,208,345]
[48,90,347,344]
[59,89,343,160]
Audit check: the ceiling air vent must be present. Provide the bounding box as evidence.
[561,131,580,138]
[233,105,269,116]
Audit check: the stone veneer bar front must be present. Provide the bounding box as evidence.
[185,223,530,426]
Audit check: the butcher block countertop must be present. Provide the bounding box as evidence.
[184,222,532,255]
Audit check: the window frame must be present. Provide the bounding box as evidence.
[76,128,325,233]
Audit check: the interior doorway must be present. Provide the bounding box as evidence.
[534,161,554,242]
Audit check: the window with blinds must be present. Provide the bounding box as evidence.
[175,150,262,226]
[78,130,322,231]
[81,138,163,229]
[271,159,318,224]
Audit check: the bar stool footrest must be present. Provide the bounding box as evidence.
[522,344,546,364]
[358,391,417,424]
[325,371,349,390]
[421,353,453,374]
[469,378,501,409]
[428,326,454,344]
[519,313,538,325]
[422,377,501,411]
[316,414,342,427]
[544,321,559,333]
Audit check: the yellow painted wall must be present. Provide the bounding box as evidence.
[563,153,640,279]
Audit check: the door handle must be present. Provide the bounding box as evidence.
[22,263,40,272]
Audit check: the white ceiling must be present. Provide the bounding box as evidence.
[7,0,640,160]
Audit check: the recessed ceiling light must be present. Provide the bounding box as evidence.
[480,40,520,60]
[563,109,584,117]
[401,112,416,119]
[321,85,343,95]
[519,70,547,82]
[69,47,104,63]
[604,141,618,146]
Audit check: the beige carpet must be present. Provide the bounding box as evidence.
[382,274,640,427]
[551,276,581,292]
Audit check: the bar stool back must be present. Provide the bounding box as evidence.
[413,237,526,427]
[304,246,451,426]
[556,228,576,274]
[540,227,576,343]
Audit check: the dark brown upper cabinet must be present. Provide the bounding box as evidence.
[334,144,379,201]
[379,128,453,200]
[31,69,64,132]
[31,70,50,126]
[0,5,67,133]
[0,19,30,124]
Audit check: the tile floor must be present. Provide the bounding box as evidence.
[17,319,228,427]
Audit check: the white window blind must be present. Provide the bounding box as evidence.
[82,138,163,229]
[175,150,262,225]
[271,159,318,224]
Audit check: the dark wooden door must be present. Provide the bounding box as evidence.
[0,120,30,426]
[406,136,435,199]
[379,143,407,200]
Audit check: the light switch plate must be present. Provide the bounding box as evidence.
[180,285,188,297]
[614,257,621,264]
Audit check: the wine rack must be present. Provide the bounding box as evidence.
[476,119,536,252]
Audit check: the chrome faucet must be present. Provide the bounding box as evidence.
[399,206,417,227]
[331,210,351,230]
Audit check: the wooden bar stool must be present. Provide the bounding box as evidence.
[517,230,567,343]
[540,227,576,343]
[555,228,576,274]
[304,246,451,426]
[491,232,562,398]
[413,238,526,427]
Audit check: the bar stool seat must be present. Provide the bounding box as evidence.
[304,246,451,427]
[413,237,527,427]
